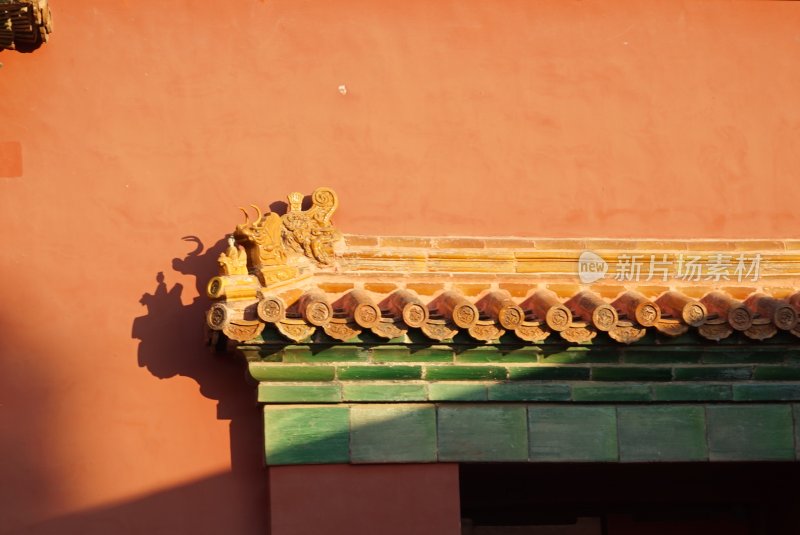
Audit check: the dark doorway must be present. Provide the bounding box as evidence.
[460,463,800,534]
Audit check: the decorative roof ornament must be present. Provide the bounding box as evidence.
[206,187,800,346]
[204,189,800,469]
[280,187,339,265]
[224,187,341,287]
[217,236,248,276]
[0,0,52,52]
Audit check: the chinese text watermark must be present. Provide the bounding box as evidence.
[577,251,761,284]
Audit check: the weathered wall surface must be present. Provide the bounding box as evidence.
[1,1,799,533]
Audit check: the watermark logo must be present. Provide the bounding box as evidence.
[578,251,609,283]
[577,251,762,283]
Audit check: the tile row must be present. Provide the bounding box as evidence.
[210,286,800,345]
[343,235,797,252]
[248,360,800,383]
[263,403,800,465]
[242,342,800,365]
[256,381,800,404]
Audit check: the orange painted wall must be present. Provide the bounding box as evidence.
[269,464,460,535]
[1,1,799,533]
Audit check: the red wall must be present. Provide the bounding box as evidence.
[1,1,799,533]
[270,464,460,535]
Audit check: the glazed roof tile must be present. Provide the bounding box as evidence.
[206,188,800,345]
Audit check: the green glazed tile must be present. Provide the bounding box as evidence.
[488,383,571,402]
[702,349,783,364]
[438,405,528,462]
[428,383,488,401]
[264,406,350,465]
[498,346,545,360]
[350,404,436,463]
[455,346,541,363]
[341,383,427,402]
[282,345,369,362]
[783,350,800,364]
[258,383,341,403]
[753,366,800,381]
[408,345,456,362]
[673,366,752,381]
[653,332,707,345]
[757,333,796,345]
[337,365,422,380]
[653,384,732,401]
[508,367,590,381]
[618,405,707,462]
[623,349,701,364]
[733,384,800,401]
[240,346,283,362]
[529,406,618,462]
[572,385,652,402]
[352,331,404,345]
[249,364,335,382]
[425,366,507,381]
[374,345,453,363]
[794,405,800,460]
[369,346,412,361]
[591,367,672,382]
[707,405,795,461]
[540,347,619,364]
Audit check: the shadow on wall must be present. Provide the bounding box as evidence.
[17,237,269,535]
[13,472,265,535]
[130,236,270,531]
[133,236,266,463]
[9,236,271,535]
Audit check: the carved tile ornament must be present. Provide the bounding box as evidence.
[0,0,51,51]
[206,187,800,344]
[215,187,341,286]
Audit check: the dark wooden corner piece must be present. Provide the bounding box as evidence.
[1,0,52,52]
